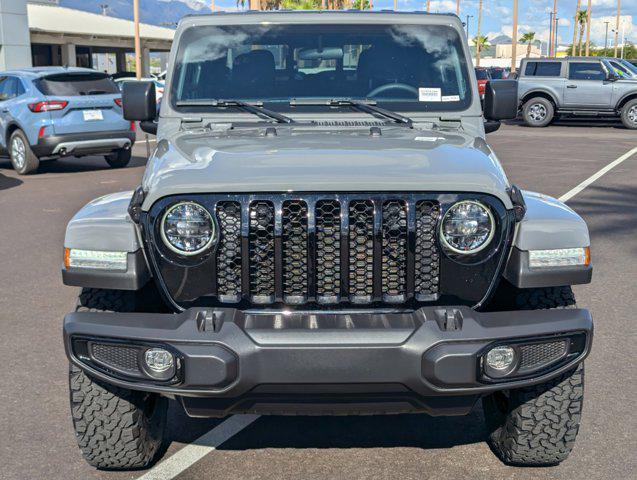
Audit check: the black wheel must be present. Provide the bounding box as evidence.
[483,363,584,466]
[483,284,583,466]
[522,97,554,127]
[70,288,168,469]
[620,99,637,129]
[105,148,132,168]
[9,129,39,174]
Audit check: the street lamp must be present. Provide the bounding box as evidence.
[465,14,473,39]
[604,21,610,52]
[554,18,559,57]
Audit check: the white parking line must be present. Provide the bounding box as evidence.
[135,144,637,480]
[137,414,260,480]
[559,146,637,202]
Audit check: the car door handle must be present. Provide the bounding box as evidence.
[566,85,577,89]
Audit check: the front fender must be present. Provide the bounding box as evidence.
[504,191,592,288]
[63,191,150,290]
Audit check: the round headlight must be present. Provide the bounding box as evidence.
[160,201,215,255]
[440,200,495,254]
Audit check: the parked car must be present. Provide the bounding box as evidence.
[0,67,135,174]
[62,11,593,471]
[627,59,637,68]
[475,66,491,98]
[518,57,637,128]
[114,77,164,102]
[488,66,508,79]
[605,57,637,78]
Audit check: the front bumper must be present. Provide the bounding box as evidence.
[33,130,135,157]
[64,306,592,417]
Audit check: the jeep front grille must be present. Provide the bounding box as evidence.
[212,194,441,306]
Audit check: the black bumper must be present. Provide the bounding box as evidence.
[64,306,593,417]
[33,130,136,157]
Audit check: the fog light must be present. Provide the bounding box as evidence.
[484,346,517,378]
[144,348,174,375]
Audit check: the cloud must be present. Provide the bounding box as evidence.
[428,0,457,13]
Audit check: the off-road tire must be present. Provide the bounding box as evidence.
[9,129,39,174]
[70,288,167,469]
[105,148,132,168]
[483,284,583,466]
[522,97,554,127]
[483,363,584,466]
[620,98,637,130]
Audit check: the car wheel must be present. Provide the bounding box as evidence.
[522,97,554,127]
[105,148,132,168]
[9,129,39,174]
[620,99,637,129]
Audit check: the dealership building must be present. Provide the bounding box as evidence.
[0,0,174,74]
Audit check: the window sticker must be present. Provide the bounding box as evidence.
[442,95,461,102]
[419,87,442,102]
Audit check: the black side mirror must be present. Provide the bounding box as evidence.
[122,81,156,121]
[484,79,518,121]
[606,71,619,82]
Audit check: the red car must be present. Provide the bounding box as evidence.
[475,67,491,98]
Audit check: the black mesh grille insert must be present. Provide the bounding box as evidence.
[415,201,440,300]
[519,340,567,371]
[381,200,408,301]
[282,200,309,303]
[349,200,374,301]
[210,195,443,306]
[315,200,341,303]
[91,343,140,374]
[249,201,275,301]
[216,201,242,301]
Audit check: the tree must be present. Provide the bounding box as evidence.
[519,32,536,58]
[571,0,581,57]
[473,35,490,60]
[577,10,587,56]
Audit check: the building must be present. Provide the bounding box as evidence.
[0,0,174,74]
[495,43,541,59]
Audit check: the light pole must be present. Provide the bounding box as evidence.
[550,0,557,57]
[613,0,620,58]
[554,18,559,57]
[549,12,554,57]
[465,15,473,39]
[511,0,519,73]
[604,21,610,52]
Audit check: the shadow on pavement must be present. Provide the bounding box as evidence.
[165,400,487,451]
[0,154,147,175]
[0,171,23,191]
[505,118,626,129]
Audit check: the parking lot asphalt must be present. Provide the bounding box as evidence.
[1,121,636,480]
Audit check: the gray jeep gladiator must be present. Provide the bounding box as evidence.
[62,11,593,470]
[518,56,637,128]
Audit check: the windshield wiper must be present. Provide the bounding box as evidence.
[291,98,413,127]
[176,99,295,124]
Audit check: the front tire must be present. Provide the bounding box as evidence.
[105,148,132,168]
[483,364,584,466]
[522,97,554,127]
[70,288,168,469]
[620,99,637,129]
[9,129,39,174]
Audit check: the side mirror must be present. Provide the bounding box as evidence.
[122,81,156,121]
[484,79,518,121]
[606,71,619,82]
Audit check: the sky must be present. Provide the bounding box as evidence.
[184,0,636,47]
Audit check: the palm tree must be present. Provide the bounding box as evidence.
[577,10,587,56]
[473,35,490,62]
[571,0,581,56]
[584,0,592,56]
[519,32,536,58]
[475,0,483,66]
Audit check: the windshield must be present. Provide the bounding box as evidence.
[171,24,472,112]
[619,59,637,75]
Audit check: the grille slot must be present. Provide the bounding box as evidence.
[415,201,440,300]
[248,201,275,303]
[315,200,341,304]
[216,201,242,302]
[282,200,309,304]
[213,195,440,306]
[348,200,375,303]
[90,343,140,374]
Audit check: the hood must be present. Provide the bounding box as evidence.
[141,125,512,210]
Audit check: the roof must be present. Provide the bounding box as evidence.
[0,66,102,78]
[27,4,174,41]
